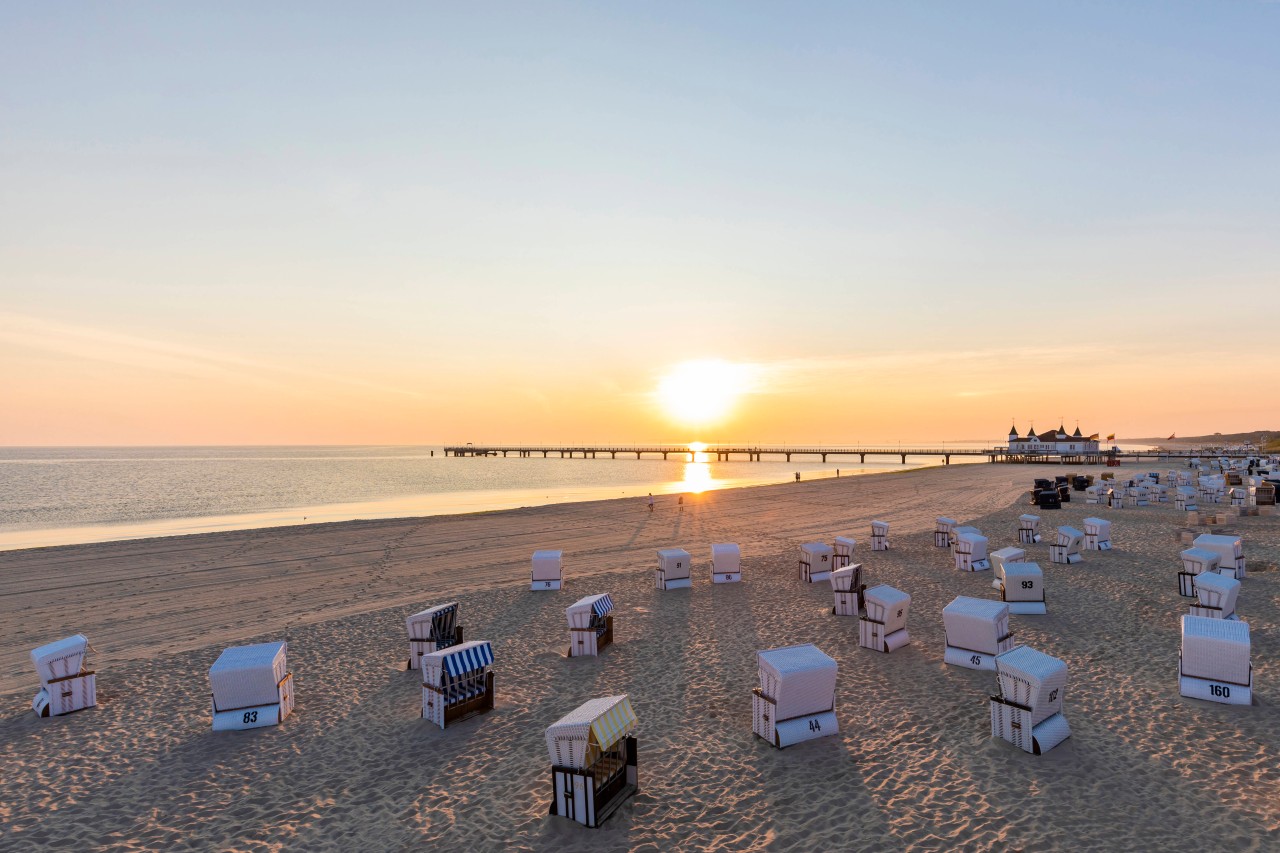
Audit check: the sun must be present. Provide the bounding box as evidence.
[657,360,753,427]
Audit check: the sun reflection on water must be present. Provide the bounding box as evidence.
[681,461,716,494]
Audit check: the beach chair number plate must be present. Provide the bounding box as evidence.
[970,655,983,667]
[1048,689,1058,702]
[242,710,259,724]
[1022,581,1034,589]
[543,581,553,588]
[1210,684,1231,699]
[807,717,823,733]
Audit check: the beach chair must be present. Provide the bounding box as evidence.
[1108,486,1125,510]
[1037,489,1061,510]
[991,546,1026,590]
[1179,616,1251,705]
[546,695,638,827]
[752,644,839,748]
[799,542,834,583]
[943,597,1016,671]
[1049,526,1083,565]
[1179,547,1221,597]
[871,520,890,551]
[1175,485,1198,511]
[1151,483,1169,503]
[406,602,464,670]
[1017,514,1041,544]
[1193,533,1246,579]
[935,517,956,548]
[1055,476,1071,503]
[1083,517,1112,551]
[567,594,615,657]
[860,585,911,652]
[1084,484,1107,505]
[1189,571,1240,621]
[421,640,495,729]
[954,531,991,572]
[950,525,980,552]
[208,641,294,731]
[655,548,692,590]
[830,564,864,617]
[532,550,564,591]
[989,646,1071,755]
[1230,487,1248,507]
[30,635,96,718]
[833,536,857,569]
[711,543,741,583]
[1000,562,1047,615]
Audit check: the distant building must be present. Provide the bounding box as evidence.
[1007,424,1100,457]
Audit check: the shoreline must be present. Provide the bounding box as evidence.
[0,461,1020,695]
[0,457,969,553]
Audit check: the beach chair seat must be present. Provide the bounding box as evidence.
[1179,616,1251,705]
[871,520,890,551]
[989,645,1070,755]
[1050,526,1083,565]
[711,543,741,583]
[422,640,495,729]
[1193,533,1246,579]
[753,644,839,748]
[830,564,864,616]
[547,695,638,827]
[860,585,910,652]
[799,542,834,583]
[943,597,1015,671]
[935,517,956,548]
[406,602,463,670]
[532,550,564,590]
[1017,514,1041,544]
[655,548,692,590]
[1083,517,1112,551]
[209,642,294,731]
[1000,562,1047,615]
[1190,571,1240,620]
[991,546,1026,590]
[954,532,990,571]
[833,536,857,569]
[30,635,97,718]
[567,594,615,657]
[950,525,980,552]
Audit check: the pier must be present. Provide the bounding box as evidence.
[446,445,1000,465]
[443,445,1262,465]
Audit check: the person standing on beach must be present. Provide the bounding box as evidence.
[795,471,800,482]
[678,494,684,512]
[648,493,654,512]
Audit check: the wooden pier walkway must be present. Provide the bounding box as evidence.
[443,444,1261,465]
[445,444,1004,464]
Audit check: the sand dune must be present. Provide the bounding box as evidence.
[2,464,1279,850]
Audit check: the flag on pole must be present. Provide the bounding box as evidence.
[1106,433,1115,441]
[1088,434,1099,441]
[1167,433,1176,440]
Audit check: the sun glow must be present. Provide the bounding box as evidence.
[680,462,715,494]
[657,360,753,428]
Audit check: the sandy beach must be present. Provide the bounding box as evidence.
[3,463,1279,851]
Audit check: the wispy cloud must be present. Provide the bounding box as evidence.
[0,311,424,399]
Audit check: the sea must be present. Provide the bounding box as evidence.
[0,443,1002,550]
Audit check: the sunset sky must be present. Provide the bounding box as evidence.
[3,3,1278,446]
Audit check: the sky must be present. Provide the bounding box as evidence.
[2,2,1277,446]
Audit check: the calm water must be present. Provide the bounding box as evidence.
[0,444,994,550]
